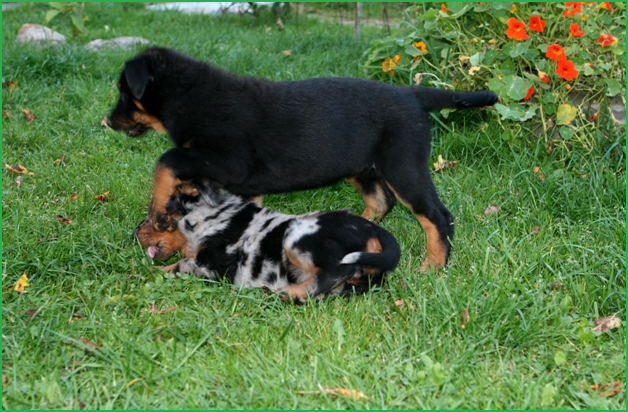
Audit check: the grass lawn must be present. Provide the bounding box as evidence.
[2,3,626,409]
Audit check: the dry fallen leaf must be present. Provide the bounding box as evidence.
[533,166,545,181]
[458,55,470,64]
[14,273,29,294]
[25,306,39,319]
[53,154,66,167]
[591,315,622,332]
[72,313,84,320]
[5,164,27,174]
[395,299,415,310]
[589,381,624,397]
[468,66,481,75]
[482,206,499,217]
[531,226,540,235]
[16,176,23,188]
[2,80,18,91]
[461,308,470,329]
[2,374,7,388]
[77,338,98,353]
[95,191,113,202]
[100,116,109,128]
[2,110,11,118]
[433,154,458,172]
[147,304,178,314]
[281,50,292,56]
[71,194,78,200]
[21,108,34,122]
[413,73,423,85]
[57,215,72,225]
[298,387,369,400]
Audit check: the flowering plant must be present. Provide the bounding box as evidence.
[363,2,625,150]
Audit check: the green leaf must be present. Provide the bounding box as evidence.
[556,104,578,125]
[504,75,530,100]
[600,63,611,71]
[544,104,557,115]
[483,49,499,65]
[542,384,557,405]
[542,93,556,104]
[583,64,594,76]
[333,319,345,349]
[612,44,626,55]
[469,52,483,67]
[488,77,507,96]
[523,48,540,60]
[421,354,434,370]
[559,126,575,140]
[499,60,516,75]
[559,295,572,313]
[43,9,61,25]
[536,59,547,71]
[490,2,513,11]
[606,79,622,97]
[501,129,513,142]
[495,103,536,121]
[554,351,566,366]
[70,14,85,34]
[405,45,422,56]
[510,40,531,58]
[537,44,548,53]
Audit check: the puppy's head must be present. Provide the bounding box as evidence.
[134,181,226,260]
[108,49,167,137]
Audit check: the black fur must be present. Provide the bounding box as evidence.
[158,188,401,304]
[109,47,499,269]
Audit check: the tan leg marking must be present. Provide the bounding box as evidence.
[150,163,184,228]
[386,185,447,271]
[347,177,389,222]
[252,196,263,207]
[133,99,167,133]
[284,248,319,275]
[159,262,181,275]
[366,237,382,254]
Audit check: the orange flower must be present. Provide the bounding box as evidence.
[510,4,516,13]
[382,55,400,75]
[556,60,579,81]
[597,2,614,11]
[596,33,618,47]
[523,87,534,100]
[546,44,567,61]
[569,23,585,37]
[538,70,550,83]
[441,3,449,14]
[412,41,427,56]
[564,2,583,16]
[506,18,529,41]
[529,16,546,32]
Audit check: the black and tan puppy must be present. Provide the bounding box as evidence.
[108,47,499,271]
[148,183,400,304]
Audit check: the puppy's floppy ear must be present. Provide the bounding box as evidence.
[124,57,150,100]
[193,179,225,207]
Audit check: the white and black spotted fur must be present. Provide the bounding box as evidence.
[160,184,401,304]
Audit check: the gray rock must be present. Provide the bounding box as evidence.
[83,36,150,51]
[16,24,66,46]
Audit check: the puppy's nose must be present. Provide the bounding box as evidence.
[132,219,146,240]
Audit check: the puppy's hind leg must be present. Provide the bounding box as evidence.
[348,168,396,222]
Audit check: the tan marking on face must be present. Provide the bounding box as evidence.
[135,219,188,259]
[347,177,389,222]
[132,99,166,133]
[386,185,447,271]
[280,275,318,303]
[285,248,319,275]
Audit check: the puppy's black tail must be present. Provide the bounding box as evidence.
[339,229,401,273]
[412,86,499,112]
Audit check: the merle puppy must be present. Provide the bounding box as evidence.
[150,184,400,304]
[108,47,499,271]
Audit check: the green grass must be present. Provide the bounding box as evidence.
[2,3,626,410]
